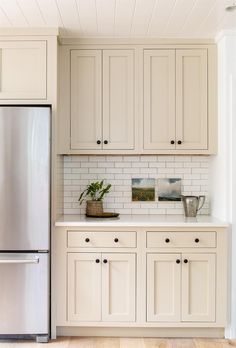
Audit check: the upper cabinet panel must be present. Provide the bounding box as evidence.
[143,50,175,150]
[58,42,217,155]
[176,49,208,150]
[103,50,135,150]
[70,50,102,150]
[0,41,47,100]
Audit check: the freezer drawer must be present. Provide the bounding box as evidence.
[0,253,49,335]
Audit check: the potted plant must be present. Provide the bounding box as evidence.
[78,180,111,216]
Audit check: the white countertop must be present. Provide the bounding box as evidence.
[55,214,228,228]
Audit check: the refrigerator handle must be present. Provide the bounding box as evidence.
[0,258,39,264]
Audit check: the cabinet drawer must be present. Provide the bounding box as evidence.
[67,231,137,248]
[146,232,216,248]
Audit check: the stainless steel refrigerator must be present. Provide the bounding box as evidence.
[0,106,50,343]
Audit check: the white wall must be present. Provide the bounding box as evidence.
[212,32,236,338]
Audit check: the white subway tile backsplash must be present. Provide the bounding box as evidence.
[63,155,210,215]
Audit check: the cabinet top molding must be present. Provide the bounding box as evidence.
[59,37,216,46]
[0,27,59,36]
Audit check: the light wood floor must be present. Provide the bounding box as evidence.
[0,338,236,348]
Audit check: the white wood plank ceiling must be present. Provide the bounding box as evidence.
[0,0,235,38]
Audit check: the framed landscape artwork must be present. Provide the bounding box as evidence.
[158,178,181,201]
[132,178,155,202]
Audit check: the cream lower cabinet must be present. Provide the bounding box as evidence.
[54,226,227,337]
[67,252,136,322]
[147,253,181,322]
[147,253,216,322]
[0,41,47,99]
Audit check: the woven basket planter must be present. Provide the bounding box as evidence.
[86,200,103,216]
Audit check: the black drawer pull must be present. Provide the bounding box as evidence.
[95,259,100,263]
[195,238,200,243]
[165,238,170,243]
[85,238,90,243]
[176,259,181,264]
[184,259,188,264]
[97,140,101,145]
[170,140,175,145]
[114,238,119,243]
[103,259,108,264]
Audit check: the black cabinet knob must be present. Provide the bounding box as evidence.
[97,140,101,145]
[114,238,119,243]
[165,238,170,243]
[85,238,90,243]
[170,140,175,145]
[104,140,108,144]
[176,259,181,264]
[195,238,200,243]
[184,259,188,263]
[177,140,182,145]
[103,259,108,264]
[95,259,100,263]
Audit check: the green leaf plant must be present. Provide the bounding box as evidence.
[78,180,112,205]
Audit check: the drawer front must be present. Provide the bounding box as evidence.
[67,231,137,248]
[146,232,216,248]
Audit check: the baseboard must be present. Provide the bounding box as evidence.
[56,326,225,338]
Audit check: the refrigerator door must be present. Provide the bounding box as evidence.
[0,106,50,250]
[0,253,49,335]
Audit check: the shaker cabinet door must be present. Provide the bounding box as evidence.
[147,253,181,322]
[0,41,46,99]
[103,50,135,150]
[143,50,176,150]
[182,253,216,322]
[70,50,102,150]
[102,253,136,322]
[67,253,102,322]
[176,49,208,150]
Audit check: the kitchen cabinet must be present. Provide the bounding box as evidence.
[67,252,136,322]
[143,50,175,150]
[147,253,215,323]
[59,42,217,154]
[54,222,227,336]
[0,41,47,99]
[68,252,101,322]
[147,253,181,322]
[70,49,135,151]
[71,50,102,150]
[182,253,215,322]
[143,49,208,151]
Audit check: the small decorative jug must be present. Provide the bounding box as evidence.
[181,195,205,217]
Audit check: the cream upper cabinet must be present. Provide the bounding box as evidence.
[147,253,181,322]
[59,43,217,154]
[0,41,47,100]
[143,50,175,150]
[176,50,208,150]
[70,49,135,152]
[143,48,209,152]
[102,253,136,322]
[182,253,216,322]
[103,50,135,150]
[70,50,102,150]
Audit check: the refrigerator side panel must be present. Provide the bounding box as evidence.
[0,106,50,250]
